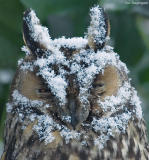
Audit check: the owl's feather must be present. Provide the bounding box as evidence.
[1,5,149,160]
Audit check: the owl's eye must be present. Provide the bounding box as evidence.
[36,88,50,94]
[93,82,104,88]
[92,82,105,96]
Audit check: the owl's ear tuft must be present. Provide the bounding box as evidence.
[87,5,110,51]
[23,9,51,57]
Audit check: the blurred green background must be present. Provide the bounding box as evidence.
[0,0,149,155]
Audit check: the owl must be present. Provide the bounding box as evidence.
[1,5,149,160]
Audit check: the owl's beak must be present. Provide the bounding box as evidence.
[68,97,80,130]
[71,116,79,130]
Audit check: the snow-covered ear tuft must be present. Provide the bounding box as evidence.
[87,5,110,50]
[23,9,51,56]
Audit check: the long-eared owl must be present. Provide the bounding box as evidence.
[1,5,149,160]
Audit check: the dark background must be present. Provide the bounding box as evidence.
[0,0,149,154]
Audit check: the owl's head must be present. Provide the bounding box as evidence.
[8,5,142,147]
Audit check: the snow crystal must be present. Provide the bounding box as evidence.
[35,61,68,105]
[33,48,69,105]
[92,111,132,149]
[34,114,82,144]
[34,115,55,144]
[29,114,37,122]
[53,37,88,49]
[130,89,142,119]
[94,135,109,149]
[7,90,44,122]
[21,46,30,56]
[98,82,132,112]
[44,104,51,108]
[60,128,81,144]
[81,140,88,146]
[18,58,24,66]
[20,62,34,71]
[62,116,71,123]
[92,112,131,134]
[88,5,107,46]
[44,74,67,105]
[24,10,51,49]
[12,90,43,108]
[6,103,13,112]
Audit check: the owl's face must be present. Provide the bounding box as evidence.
[19,6,127,130]
[8,6,142,148]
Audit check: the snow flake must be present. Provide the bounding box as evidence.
[130,89,142,119]
[62,116,71,123]
[60,128,81,144]
[12,90,43,108]
[88,6,107,46]
[98,82,132,112]
[20,62,34,71]
[53,37,88,49]
[34,115,55,144]
[6,103,13,112]
[33,114,82,144]
[21,46,30,56]
[92,111,132,149]
[24,10,51,49]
